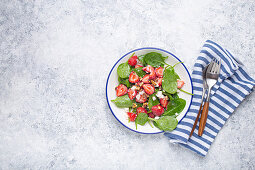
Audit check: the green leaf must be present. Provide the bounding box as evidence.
[162,56,168,60]
[149,116,178,131]
[153,121,159,128]
[174,72,180,79]
[163,98,186,116]
[133,67,146,77]
[111,95,133,108]
[148,94,159,110]
[143,52,167,67]
[117,63,131,78]
[118,77,131,88]
[172,93,179,100]
[162,66,178,94]
[138,55,145,65]
[135,112,148,126]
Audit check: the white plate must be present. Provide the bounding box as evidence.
[106,47,193,134]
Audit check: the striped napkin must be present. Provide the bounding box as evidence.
[164,40,255,156]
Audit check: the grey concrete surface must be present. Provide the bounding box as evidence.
[0,0,255,169]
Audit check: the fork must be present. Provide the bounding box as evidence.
[189,65,208,138]
[198,58,221,136]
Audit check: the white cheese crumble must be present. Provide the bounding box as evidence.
[154,116,160,120]
[175,113,179,116]
[136,90,145,100]
[152,96,156,101]
[131,86,136,90]
[156,91,165,99]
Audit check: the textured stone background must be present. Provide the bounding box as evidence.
[0,0,255,169]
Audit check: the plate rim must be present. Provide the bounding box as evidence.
[105,47,193,134]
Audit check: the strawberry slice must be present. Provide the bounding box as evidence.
[142,65,154,73]
[149,70,156,80]
[155,67,163,77]
[135,65,143,68]
[142,84,155,95]
[127,112,137,121]
[115,84,128,97]
[148,113,155,118]
[136,90,148,103]
[136,107,148,114]
[128,55,138,66]
[129,71,139,83]
[142,74,150,84]
[151,105,164,116]
[155,77,163,87]
[128,89,137,100]
[142,65,156,80]
[177,80,185,89]
[160,98,168,108]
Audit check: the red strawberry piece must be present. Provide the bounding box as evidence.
[127,112,137,122]
[142,74,150,84]
[148,113,155,118]
[155,67,163,77]
[177,80,185,89]
[128,89,137,100]
[155,77,163,87]
[136,90,148,103]
[128,55,138,66]
[151,104,164,116]
[136,107,148,114]
[142,65,156,80]
[135,65,143,68]
[115,84,128,97]
[149,70,156,80]
[142,65,154,72]
[160,98,168,108]
[129,71,139,83]
[143,84,155,95]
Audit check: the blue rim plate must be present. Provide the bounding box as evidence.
[106,47,193,134]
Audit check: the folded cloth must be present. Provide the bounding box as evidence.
[164,40,255,156]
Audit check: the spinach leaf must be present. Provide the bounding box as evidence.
[163,98,186,116]
[172,93,179,100]
[133,67,146,77]
[143,52,167,67]
[118,77,131,88]
[162,56,168,60]
[149,116,178,131]
[117,63,131,78]
[162,66,177,94]
[148,94,159,109]
[174,72,180,79]
[111,95,133,108]
[135,112,148,126]
[153,121,159,128]
[138,55,145,65]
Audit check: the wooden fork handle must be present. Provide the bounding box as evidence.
[198,101,209,136]
[189,103,203,138]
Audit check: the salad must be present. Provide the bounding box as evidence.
[111,52,192,132]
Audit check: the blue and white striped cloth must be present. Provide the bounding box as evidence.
[164,40,255,156]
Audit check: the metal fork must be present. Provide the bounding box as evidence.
[198,58,221,136]
[189,65,208,138]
